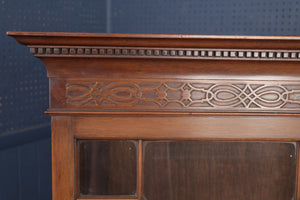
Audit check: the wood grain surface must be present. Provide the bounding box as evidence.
[7,32,300,200]
[73,115,300,141]
[52,116,74,200]
[143,141,296,200]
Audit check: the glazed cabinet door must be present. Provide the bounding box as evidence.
[76,140,297,200]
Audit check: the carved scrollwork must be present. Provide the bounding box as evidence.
[67,81,140,106]
[66,80,300,112]
[206,84,290,109]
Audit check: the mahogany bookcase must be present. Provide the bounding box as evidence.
[8,32,300,200]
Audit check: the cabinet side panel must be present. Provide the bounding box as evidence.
[52,116,74,200]
[296,143,300,200]
[50,78,67,108]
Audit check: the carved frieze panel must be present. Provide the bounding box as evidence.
[65,79,300,112]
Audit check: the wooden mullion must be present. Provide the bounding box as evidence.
[137,140,143,200]
[75,138,80,199]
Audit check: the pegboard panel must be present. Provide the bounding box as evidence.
[111,0,300,35]
[0,0,107,134]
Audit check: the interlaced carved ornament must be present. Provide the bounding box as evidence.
[66,80,300,112]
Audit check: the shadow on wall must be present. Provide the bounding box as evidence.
[0,125,51,200]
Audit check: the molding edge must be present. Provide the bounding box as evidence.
[29,46,300,61]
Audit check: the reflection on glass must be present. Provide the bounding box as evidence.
[143,141,296,200]
[79,140,137,196]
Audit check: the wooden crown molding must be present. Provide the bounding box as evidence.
[29,46,300,61]
[8,32,300,61]
[7,32,300,114]
[7,31,300,49]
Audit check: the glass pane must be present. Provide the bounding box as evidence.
[143,141,296,200]
[78,140,137,196]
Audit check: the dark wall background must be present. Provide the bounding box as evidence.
[1,0,106,134]
[111,0,300,35]
[0,1,106,199]
[1,0,299,199]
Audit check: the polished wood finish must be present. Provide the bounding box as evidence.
[73,116,300,141]
[296,142,300,199]
[77,198,137,200]
[143,141,296,200]
[7,31,300,49]
[137,140,143,200]
[51,116,74,200]
[78,141,137,196]
[8,31,300,200]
